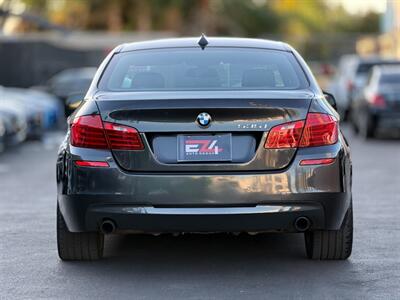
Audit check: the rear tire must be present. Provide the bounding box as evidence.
[304,205,353,260]
[57,205,104,261]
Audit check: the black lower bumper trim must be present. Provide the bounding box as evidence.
[58,192,350,233]
[86,204,324,233]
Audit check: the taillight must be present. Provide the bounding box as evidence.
[265,113,338,149]
[368,94,386,108]
[70,115,108,149]
[346,80,354,92]
[299,113,338,147]
[103,122,144,150]
[70,115,144,150]
[264,120,304,148]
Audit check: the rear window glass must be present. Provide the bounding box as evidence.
[99,48,308,91]
[379,73,400,85]
[357,63,376,74]
[357,62,400,75]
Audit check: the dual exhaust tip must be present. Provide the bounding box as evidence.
[294,216,311,232]
[100,220,116,234]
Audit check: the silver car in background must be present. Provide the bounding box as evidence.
[352,65,400,138]
[330,55,400,120]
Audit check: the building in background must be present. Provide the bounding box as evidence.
[379,0,400,58]
[357,1,400,58]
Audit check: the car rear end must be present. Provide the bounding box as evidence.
[56,38,352,260]
[349,59,400,110]
[363,68,400,135]
[1,89,44,139]
[0,103,28,144]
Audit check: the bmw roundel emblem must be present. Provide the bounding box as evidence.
[197,112,212,127]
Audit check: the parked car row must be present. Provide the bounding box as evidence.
[33,67,97,117]
[329,55,400,139]
[0,66,98,154]
[0,86,64,153]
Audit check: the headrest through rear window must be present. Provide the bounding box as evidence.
[242,69,276,88]
[177,67,221,88]
[131,72,165,89]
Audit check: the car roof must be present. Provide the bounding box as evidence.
[51,67,97,82]
[119,37,289,52]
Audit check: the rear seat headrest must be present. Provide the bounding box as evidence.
[242,69,276,88]
[131,72,165,89]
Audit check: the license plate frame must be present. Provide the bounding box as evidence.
[177,134,233,162]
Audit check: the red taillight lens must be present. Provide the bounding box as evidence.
[265,113,338,149]
[103,122,144,150]
[299,113,338,147]
[70,115,143,150]
[264,120,304,149]
[368,94,386,108]
[70,115,108,149]
[346,80,354,92]
[300,158,335,166]
[74,160,109,167]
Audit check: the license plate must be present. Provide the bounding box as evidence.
[177,134,232,162]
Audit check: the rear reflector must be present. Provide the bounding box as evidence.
[70,115,144,150]
[74,160,109,167]
[346,80,354,92]
[300,158,335,166]
[265,113,338,149]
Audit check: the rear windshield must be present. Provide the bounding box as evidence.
[99,48,308,91]
[379,73,400,85]
[357,62,400,75]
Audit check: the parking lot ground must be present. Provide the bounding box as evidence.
[0,128,399,299]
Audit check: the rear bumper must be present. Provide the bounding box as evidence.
[88,204,324,233]
[58,191,350,233]
[57,141,352,233]
[375,112,400,128]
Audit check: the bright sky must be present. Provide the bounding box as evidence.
[328,0,387,15]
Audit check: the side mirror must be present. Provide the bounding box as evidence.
[65,93,85,116]
[323,91,337,111]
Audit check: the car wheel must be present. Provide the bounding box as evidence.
[57,204,104,261]
[304,204,353,260]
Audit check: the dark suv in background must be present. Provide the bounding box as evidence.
[352,65,400,138]
[330,55,400,120]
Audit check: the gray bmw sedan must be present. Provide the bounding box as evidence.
[56,36,352,261]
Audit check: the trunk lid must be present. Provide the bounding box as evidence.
[381,86,400,111]
[95,90,313,172]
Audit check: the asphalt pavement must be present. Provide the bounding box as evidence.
[0,128,399,299]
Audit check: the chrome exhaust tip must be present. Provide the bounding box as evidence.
[294,217,311,232]
[100,220,116,234]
